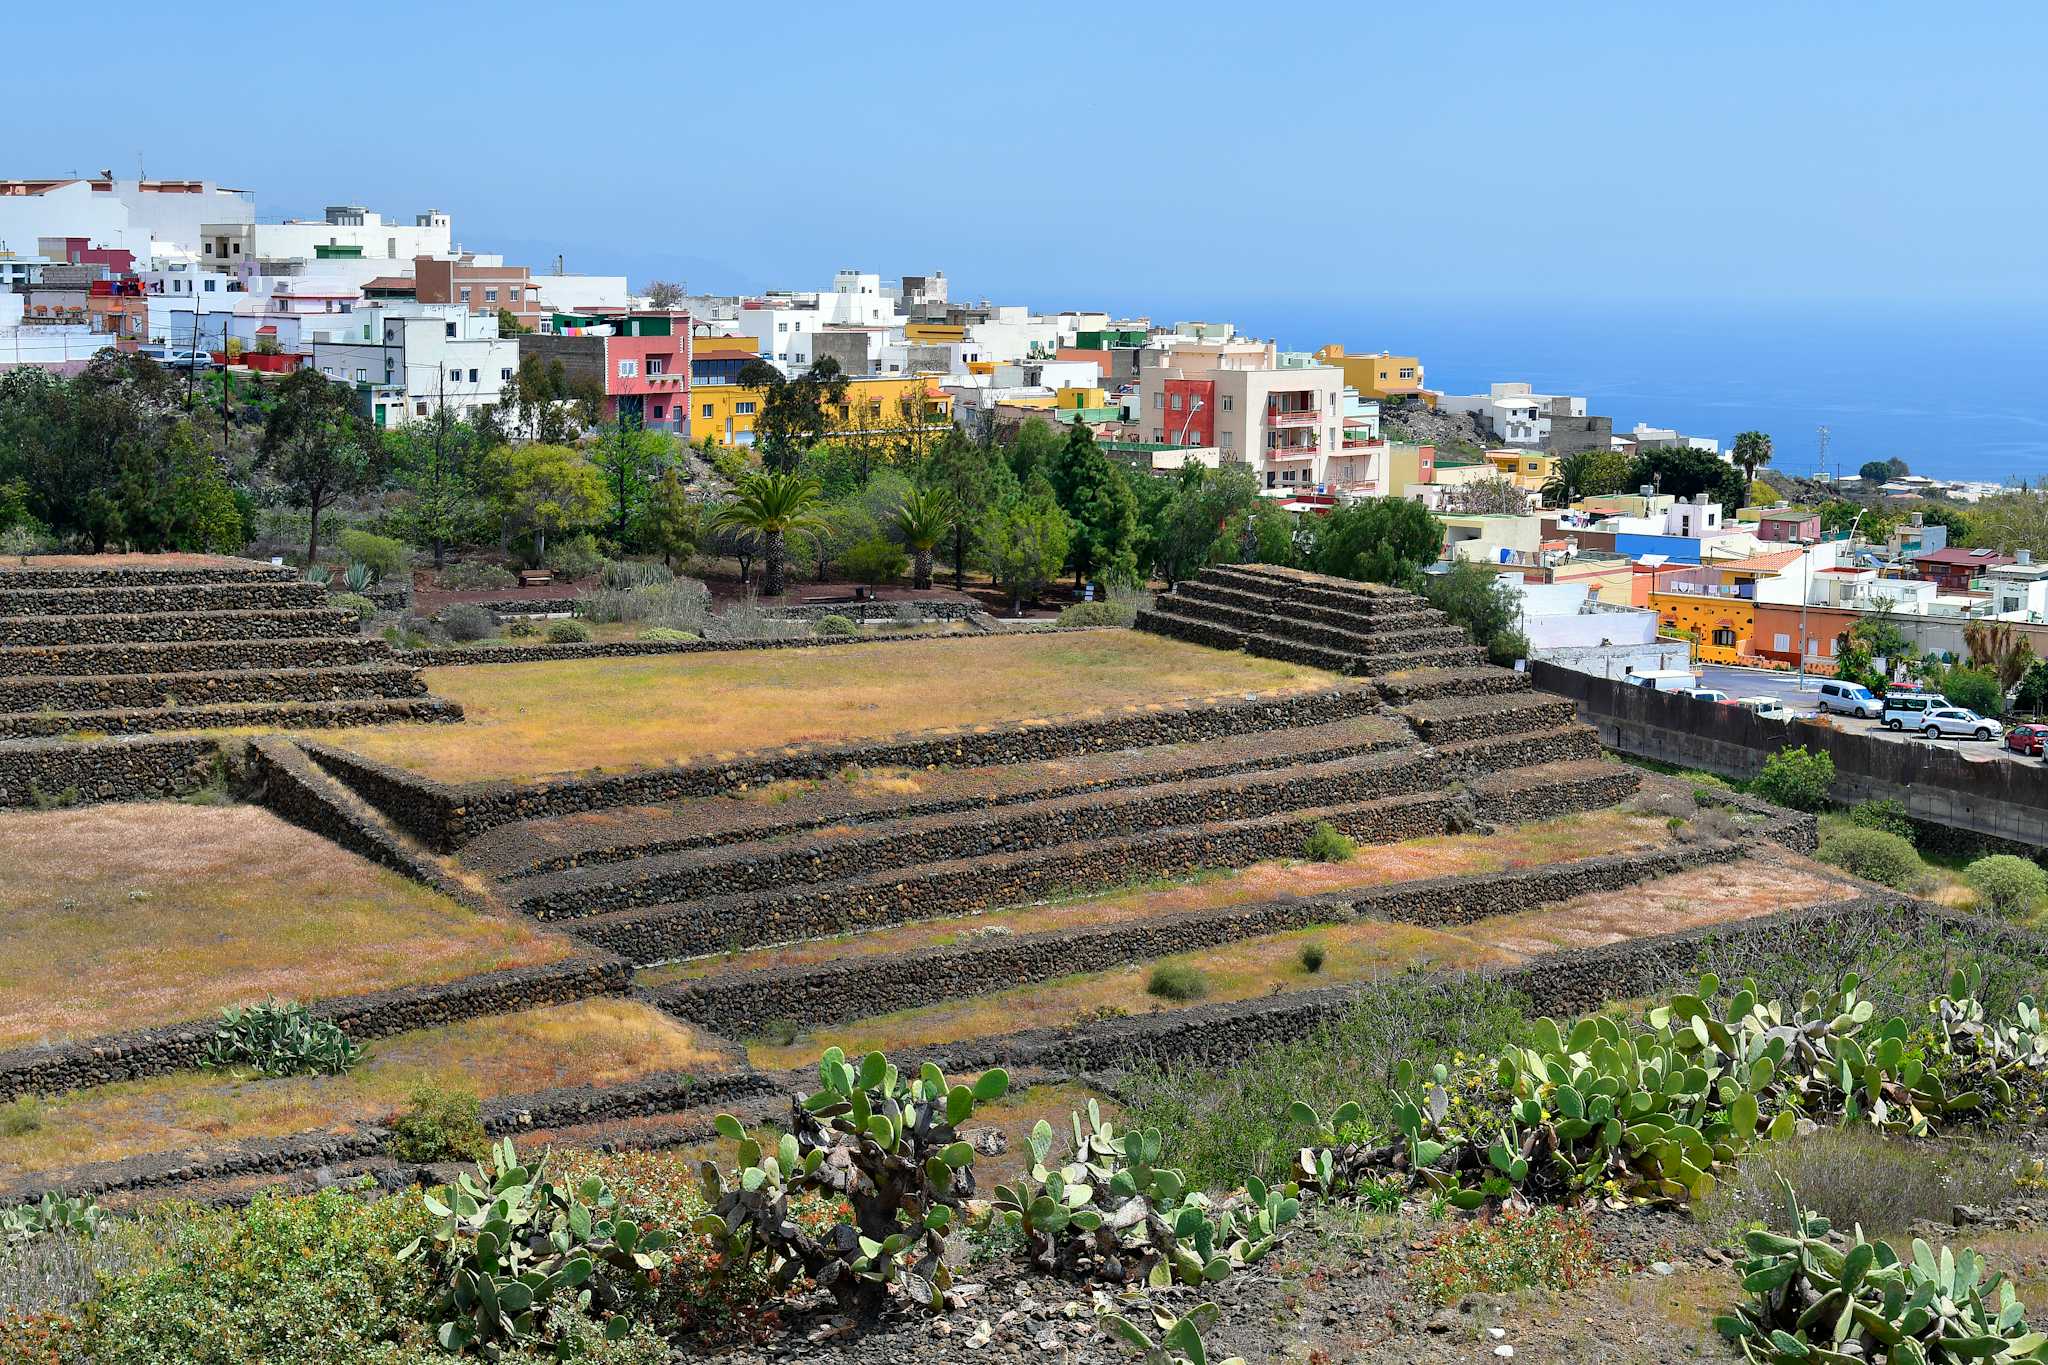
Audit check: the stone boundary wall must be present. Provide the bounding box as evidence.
[1469,762,1640,823]
[651,840,1747,1037]
[0,734,219,809]
[1400,694,1581,743]
[1173,578,1439,634]
[0,607,357,647]
[0,695,460,739]
[1439,727,1603,779]
[0,638,393,676]
[306,685,1386,850]
[1531,659,2048,851]
[520,747,1449,920]
[1374,667,1533,704]
[1691,783,1820,853]
[0,954,630,1104]
[0,565,295,588]
[0,582,328,616]
[575,791,1466,963]
[2,1071,779,1201]
[0,664,426,714]
[395,623,983,669]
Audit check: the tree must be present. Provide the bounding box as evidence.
[979,477,1073,615]
[740,358,847,473]
[1859,460,1894,485]
[637,468,699,569]
[1309,497,1442,586]
[1540,448,1632,507]
[1964,619,2035,693]
[512,354,573,443]
[495,308,529,336]
[642,280,685,310]
[1440,476,1528,515]
[1732,431,1773,483]
[1627,446,1746,514]
[589,420,669,545]
[386,409,490,569]
[1046,421,1139,587]
[1004,417,1063,486]
[895,485,957,591]
[1420,562,1523,665]
[708,470,827,598]
[1752,745,1834,813]
[920,430,1009,589]
[1749,479,1780,506]
[1967,489,2048,558]
[490,443,604,564]
[260,368,383,565]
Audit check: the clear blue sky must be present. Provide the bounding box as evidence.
[11,2,2046,313]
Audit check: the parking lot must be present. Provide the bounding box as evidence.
[1692,664,2046,768]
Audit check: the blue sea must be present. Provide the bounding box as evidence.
[1131,298,2048,488]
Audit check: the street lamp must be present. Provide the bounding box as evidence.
[1175,395,1206,451]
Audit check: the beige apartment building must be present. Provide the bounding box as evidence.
[1136,339,1349,491]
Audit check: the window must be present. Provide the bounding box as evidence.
[735,401,756,415]
[646,356,665,376]
[702,404,713,419]
[1152,393,1164,411]
[467,369,478,383]
[445,322,456,338]
[1170,394,1182,412]
[1712,627,1736,648]
[415,400,427,416]
[500,367,513,381]
[1220,395,1233,412]
[459,288,471,303]
[1219,430,1233,450]
[203,243,213,256]
[484,288,497,303]
[652,405,664,419]
[1398,367,1415,380]
[353,368,367,382]
[449,368,461,383]
[777,322,789,333]
[203,278,216,292]
[618,359,638,378]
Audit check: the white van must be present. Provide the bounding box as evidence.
[1814,680,1881,719]
[1630,669,1697,693]
[1881,692,1950,731]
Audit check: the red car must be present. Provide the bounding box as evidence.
[2008,724,2047,757]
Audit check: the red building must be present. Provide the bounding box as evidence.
[1161,377,1214,445]
[516,311,692,433]
[1913,546,2014,593]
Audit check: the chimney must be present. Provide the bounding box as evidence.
[2021,550,2035,567]
[1638,485,1654,498]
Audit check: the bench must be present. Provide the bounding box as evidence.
[519,570,555,589]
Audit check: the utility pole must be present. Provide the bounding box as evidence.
[1816,424,1832,482]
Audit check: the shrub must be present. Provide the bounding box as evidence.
[199,1000,362,1077]
[1751,743,1835,812]
[336,529,409,583]
[1299,942,1327,974]
[838,534,908,585]
[1966,854,2048,917]
[438,603,496,643]
[1301,820,1356,862]
[326,590,375,629]
[638,626,696,642]
[0,1096,41,1138]
[1146,962,1209,1001]
[547,621,589,644]
[1816,825,1924,889]
[0,524,48,565]
[1413,1206,1603,1303]
[813,613,859,637]
[506,619,538,638]
[436,561,516,591]
[1057,600,1133,628]
[598,559,675,590]
[343,560,374,593]
[1937,664,2005,717]
[706,444,750,484]
[1848,797,1916,839]
[574,579,710,630]
[387,1084,487,1165]
[545,531,604,582]
[1702,1125,2024,1242]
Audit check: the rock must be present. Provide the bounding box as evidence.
[1652,1261,1674,1276]
[1425,1310,1459,1334]
[1494,1347,1515,1359]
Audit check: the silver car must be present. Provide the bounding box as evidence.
[1919,707,2003,741]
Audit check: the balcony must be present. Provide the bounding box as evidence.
[1265,407,1318,428]
[1266,442,1320,461]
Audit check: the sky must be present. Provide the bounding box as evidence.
[13,2,2047,314]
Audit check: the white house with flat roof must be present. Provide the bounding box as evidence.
[308,302,515,429]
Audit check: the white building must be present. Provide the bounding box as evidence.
[308,302,516,429]
[199,205,452,267]
[1984,556,2048,622]
[1136,338,1348,493]
[531,273,631,314]
[966,306,1060,364]
[1618,422,1721,455]
[1438,383,1588,447]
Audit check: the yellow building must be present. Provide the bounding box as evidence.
[1055,385,1107,411]
[904,322,966,342]
[695,374,954,447]
[1647,589,1755,665]
[1484,449,1557,490]
[1313,343,1428,401]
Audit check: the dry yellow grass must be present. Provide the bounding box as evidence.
[641,807,1678,985]
[745,919,1504,1069]
[0,998,726,1179]
[326,631,1339,783]
[0,803,576,1049]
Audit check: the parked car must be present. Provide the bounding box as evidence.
[2007,723,2047,756]
[1881,692,1951,731]
[1682,688,1731,704]
[1630,669,1698,693]
[1919,708,2003,741]
[1813,680,1882,719]
[1733,696,1794,720]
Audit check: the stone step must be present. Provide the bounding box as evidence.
[1399,691,1581,742]
[0,695,463,739]
[1160,593,1470,658]
[1436,723,1605,777]
[515,745,1445,920]
[1200,564,1429,615]
[1467,758,1641,824]
[0,663,428,714]
[1374,665,1534,703]
[0,581,329,617]
[0,607,360,647]
[0,636,396,676]
[1134,606,1365,674]
[1174,577,1443,635]
[0,563,296,589]
[569,787,1465,965]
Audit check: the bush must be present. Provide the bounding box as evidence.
[1816,825,1925,890]
[1301,820,1356,862]
[1751,744,1835,812]
[336,529,409,583]
[545,531,603,582]
[1057,600,1134,628]
[599,559,675,590]
[1413,1207,1603,1303]
[1966,854,2048,917]
[1848,797,1915,839]
[506,619,538,638]
[1146,962,1210,1001]
[436,561,516,591]
[638,627,696,642]
[1701,1125,2024,1242]
[325,590,375,629]
[438,603,496,643]
[199,1000,361,1077]
[706,444,750,484]
[1937,664,2005,717]
[813,613,860,637]
[387,1084,487,1164]
[1299,942,1326,974]
[575,579,710,630]
[0,1096,41,1137]
[838,534,908,585]
[547,621,589,644]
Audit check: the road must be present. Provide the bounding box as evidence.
[1691,663,2044,768]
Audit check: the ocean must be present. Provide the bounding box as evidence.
[1130,297,2048,488]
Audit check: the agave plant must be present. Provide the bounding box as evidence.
[344,559,374,591]
[303,564,332,587]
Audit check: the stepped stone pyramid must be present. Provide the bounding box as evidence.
[0,559,458,739]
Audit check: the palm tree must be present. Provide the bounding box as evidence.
[708,471,826,598]
[1733,430,1774,485]
[1541,450,1597,508]
[896,486,959,591]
